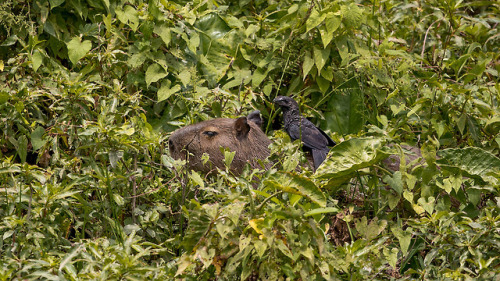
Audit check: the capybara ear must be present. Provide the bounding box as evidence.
[247,110,263,128]
[234,117,250,139]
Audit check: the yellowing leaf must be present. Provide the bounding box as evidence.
[249,218,265,235]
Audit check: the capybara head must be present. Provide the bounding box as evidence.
[168,112,272,175]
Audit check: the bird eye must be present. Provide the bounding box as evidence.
[203,131,218,137]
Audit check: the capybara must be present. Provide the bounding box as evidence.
[169,111,272,175]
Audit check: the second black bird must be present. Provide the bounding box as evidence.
[273,96,335,170]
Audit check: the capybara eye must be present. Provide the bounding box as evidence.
[203,131,218,137]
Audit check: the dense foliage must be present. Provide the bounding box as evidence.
[1,0,499,279]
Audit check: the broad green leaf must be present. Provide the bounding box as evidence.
[341,3,363,28]
[178,69,191,86]
[31,126,46,151]
[223,201,246,225]
[1,35,18,46]
[189,171,205,188]
[154,24,171,46]
[313,46,329,73]
[384,171,403,195]
[158,82,181,102]
[417,197,435,215]
[315,138,390,180]
[306,9,325,33]
[356,217,387,241]
[265,173,326,207]
[391,226,412,256]
[319,25,334,48]
[253,240,267,258]
[252,67,267,87]
[175,255,193,276]
[17,135,28,163]
[437,147,500,185]
[113,194,125,206]
[215,221,231,239]
[0,92,8,104]
[384,248,399,269]
[67,37,92,65]
[320,77,364,134]
[436,173,462,194]
[316,76,330,93]
[223,149,236,169]
[49,0,65,9]
[145,64,167,87]
[115,5,139,31]
[32,50,43,72]
[485,116,500,136]
[325,14,341,34]
[302,52,314,79]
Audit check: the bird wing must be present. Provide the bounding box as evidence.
[287,119,329,151]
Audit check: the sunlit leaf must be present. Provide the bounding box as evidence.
[437,147,500,185]
[315,137,391,180]
[67,37,92,65]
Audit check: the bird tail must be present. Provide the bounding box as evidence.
[312,148,329,170]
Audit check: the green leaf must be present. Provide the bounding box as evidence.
[436,173,462,194]
[355,217,387,241]
[306,9,325,33]
[304,207,340,217]
[223,149,236,169]
[417,197,435,215]
[341,3,363,28]
[17,135,28,163]
[32,50,43,72]
[145,63,168,87]
[253,240,267,258]
[313,46,329,73]
[316,76,330,93]
[320,77,364,134]
[384,248,399,269]
[391,226,412,256]
[320,14,340,48]
[153,24,172,46]
[115,5,139,31]
[437,147,500,185]
[49,0,65,9]
[178,69,191,86]
[158,82,181,102]
[189,171,205,188]
[315,138,390,180]
[326,14,341,33]
[223,201,246,225]
[113,194,125,206]
[67,37,92,65]
[265,173,326,207]
[383,171,403,195]
[31,126,46,151]
[302,52,314,79]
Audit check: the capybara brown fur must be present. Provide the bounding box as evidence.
[169,112,272,175]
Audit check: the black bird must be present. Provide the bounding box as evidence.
[273,96,336,170]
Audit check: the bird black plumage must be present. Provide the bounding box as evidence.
[273,96,336,170]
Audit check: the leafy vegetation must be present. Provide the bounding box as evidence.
[1,0,499,279]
